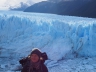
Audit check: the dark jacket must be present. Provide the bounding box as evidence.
[20,58,48,72]
[19,52,48,72]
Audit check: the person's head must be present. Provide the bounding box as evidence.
[30,48,42,63]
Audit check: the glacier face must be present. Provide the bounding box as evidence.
[0,11,96,60]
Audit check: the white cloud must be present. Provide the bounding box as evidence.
[0,0,47,10]
[0,0,6,6]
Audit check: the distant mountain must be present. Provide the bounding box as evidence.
[71,0,96,18]
[24,1,88,14]
[24,1,58,14]
[56,0,90,15]
[24,0,96,18]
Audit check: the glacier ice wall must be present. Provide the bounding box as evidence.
[0,11,96,60]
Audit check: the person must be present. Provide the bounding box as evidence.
[19,48,48,72]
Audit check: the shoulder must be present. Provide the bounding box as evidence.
[19,57,30,67]
[41,64,48,72]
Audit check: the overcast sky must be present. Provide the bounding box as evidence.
[0,0,47,10]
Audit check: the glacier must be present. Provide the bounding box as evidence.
[0,10,96,72]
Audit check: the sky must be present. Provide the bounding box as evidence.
[0,0,47,10]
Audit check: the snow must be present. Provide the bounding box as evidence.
[49,57,96,72]
[0,11,96,72]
